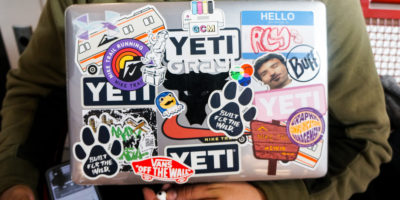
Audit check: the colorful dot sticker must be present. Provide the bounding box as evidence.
[230,63,254,86]
[286,107,325,147]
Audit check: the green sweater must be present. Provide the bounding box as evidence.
[0,0,392,199]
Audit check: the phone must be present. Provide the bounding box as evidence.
[46,162,101,200]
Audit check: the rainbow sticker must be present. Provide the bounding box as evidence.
[286,107,325,147]
[102,39,149,91]
[230,63,254,86]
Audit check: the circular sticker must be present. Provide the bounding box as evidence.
[286,107,325,147]
[103,39,149,91]
[286,44,321,82]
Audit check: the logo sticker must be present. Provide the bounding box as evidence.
[82,77,155,107]
[131,156,194,184]
[253,84,326,122]
[286,44,320,82]
[165,143,240,175]
[102,38,149,91]
[286,107,325,147]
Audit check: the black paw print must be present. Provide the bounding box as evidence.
[208,81,257,138]
[74,125,122,178]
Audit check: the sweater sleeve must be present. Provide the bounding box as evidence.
[252,0,392,199]
[0,0,71,195]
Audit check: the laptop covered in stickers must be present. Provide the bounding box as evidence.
[65,0,328,185]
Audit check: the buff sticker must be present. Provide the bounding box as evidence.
[73,125,122,179]
[286,45,321,82]
[73,6,167,75]
[83,109,157,171]
[131,156,194,184]
[155,91,185,118]
[253,84,326,122]
[241,11,312,59]
[207,81,257,139]
[286,107,325,147]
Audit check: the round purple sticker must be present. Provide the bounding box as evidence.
[286,107,325,147]
[102,39,149,91]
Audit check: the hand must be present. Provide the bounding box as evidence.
[0,185,35,200]
[142,182,267,200]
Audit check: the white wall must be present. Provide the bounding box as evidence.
[0,0,45,69]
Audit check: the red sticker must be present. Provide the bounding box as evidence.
[131,156,194,184]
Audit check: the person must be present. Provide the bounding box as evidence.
[253,53,292,89]
[0,0,392,200]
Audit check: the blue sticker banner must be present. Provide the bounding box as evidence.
[83,77,155,106]
[241,11,314,26]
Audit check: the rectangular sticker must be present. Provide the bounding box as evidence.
[241,11,315,59]
[165,143,240,175]
[82,77,155,106]
[253,84,326,122]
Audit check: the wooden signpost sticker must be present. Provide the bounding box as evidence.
[250,120,299,175]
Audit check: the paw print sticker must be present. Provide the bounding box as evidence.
[74,125,122,179]
[207,81,257,138]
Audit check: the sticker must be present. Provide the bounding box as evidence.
[162,115,252,144]
[155,91,185,118]
[183,1,225,36]
[165,28,241,74]
[74,6,166,75]
[141,30,169,86]
[253,53,292,90]
[295,139,323,168]
[250,120,299,175]
[253,84,326,122]
[82,77,155,107]
[163,72,228,125]
[83,109,157,171]
[286,44,320,82]
[131,156,194,184]
[207,81,257,138]
[73,125,122,179]
[102,38,149,91]
[241,11,313,59]
[165,143,240,175]
[230,63,254,86]
[286,107,325,147]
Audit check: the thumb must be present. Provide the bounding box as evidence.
[142,187,157,200]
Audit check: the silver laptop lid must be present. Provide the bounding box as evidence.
[65,0,328,185]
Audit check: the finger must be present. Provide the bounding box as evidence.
[162,184,172,191]
[142,187,157,200]
[175,184,218,200]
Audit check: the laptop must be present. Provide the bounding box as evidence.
[65,0,328,185]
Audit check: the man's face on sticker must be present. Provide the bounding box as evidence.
[257,58,291,89]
